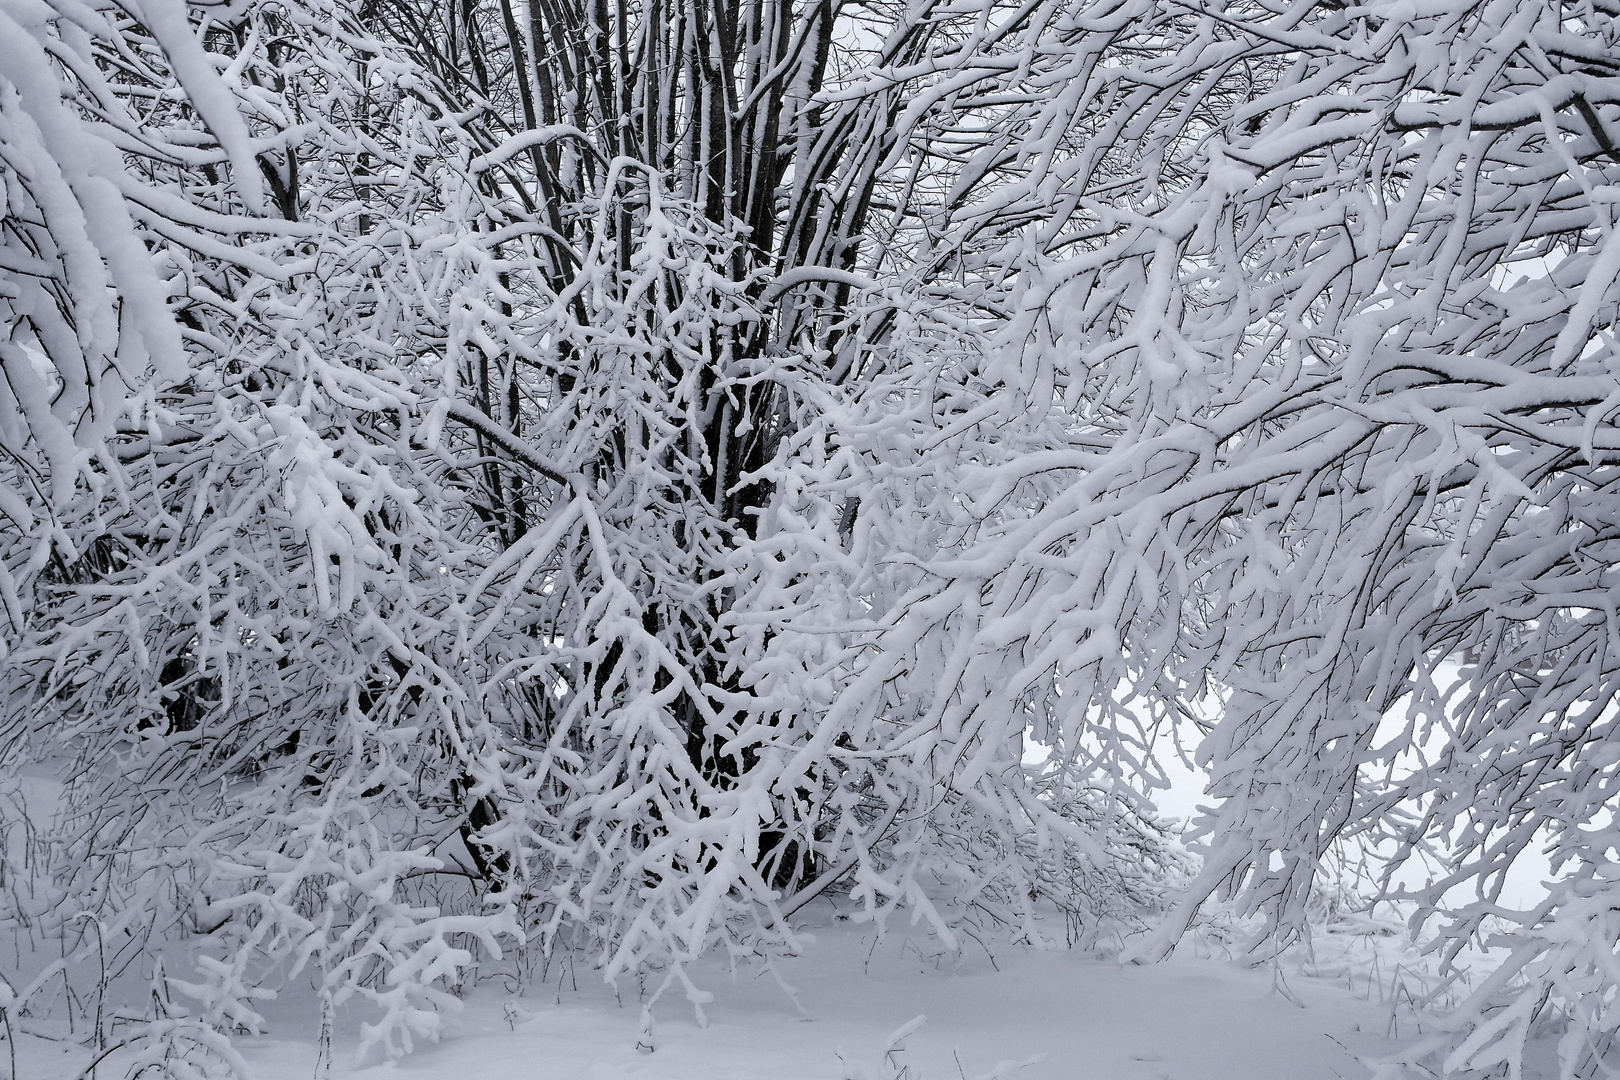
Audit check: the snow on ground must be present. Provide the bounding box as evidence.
[33,905,1404,1080]
[1,770,1434,1080]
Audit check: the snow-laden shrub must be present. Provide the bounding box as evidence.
[1,0,1195,1061]
[17,0,1620,1069]
[0,0,537,1055]
[1372,877,1620,1080]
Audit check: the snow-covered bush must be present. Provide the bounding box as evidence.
[13,0,1620,1070]
[926,0,1620,1073]
[0,0,1191,1060]
[0,0,543,1055]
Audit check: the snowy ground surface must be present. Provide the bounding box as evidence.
[0,769,1464,1080]
[8,903,1429,1080]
